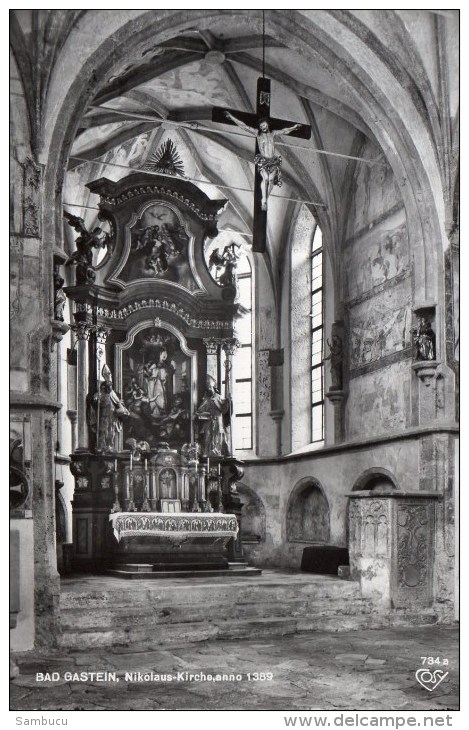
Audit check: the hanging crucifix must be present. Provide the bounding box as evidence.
[212,77,311,253]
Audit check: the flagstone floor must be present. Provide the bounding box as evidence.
[11,625,458,712]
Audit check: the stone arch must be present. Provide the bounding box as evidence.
[346,469,398,544]
[351,467,399,492]
[41,9,446,326]
[286,477,330,543]
[237,483,266,544]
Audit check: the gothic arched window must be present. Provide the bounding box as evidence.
[232,253,253,450]
[311,225,324,443]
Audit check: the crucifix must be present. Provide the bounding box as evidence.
[213,77,311,253]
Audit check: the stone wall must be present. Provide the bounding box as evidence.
[254,257,277,457]
[240,429,457,620]
[10,519,35,651]
[10,46,61,651]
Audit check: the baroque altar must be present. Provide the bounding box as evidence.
[64,170,246,572]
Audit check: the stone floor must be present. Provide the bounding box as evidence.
[11,625,459,711]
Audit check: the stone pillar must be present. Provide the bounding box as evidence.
[67,410,77,453]
[74,320,91,451]
[324,321,345,444]
[326,390,346,443]
[93,325,111,452]
[348,491,440,612]
[222,338,239,455]
[203,338,220,383]
[268,349,284,457]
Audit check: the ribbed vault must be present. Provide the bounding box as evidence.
[15,8,456,309]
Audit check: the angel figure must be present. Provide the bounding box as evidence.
[224,112,301,210]
[208,242,242,288]
[64,211,109,285]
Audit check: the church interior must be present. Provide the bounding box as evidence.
[10,8,459,710]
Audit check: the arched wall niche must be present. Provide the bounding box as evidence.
[237,483,266,544]
[286,477,331,544]
[351,467,399,492]
[346,468,399,549]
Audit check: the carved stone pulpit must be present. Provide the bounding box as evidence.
[348,490,441,610]
[65,172,246,571]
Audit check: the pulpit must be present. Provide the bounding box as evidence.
[65,171,246,573]
[348,490,440,609]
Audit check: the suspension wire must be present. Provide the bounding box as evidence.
[70,155,327,208]
[85,106,387,167]
[67,155,328,207]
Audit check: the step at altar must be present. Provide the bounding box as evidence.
[108,565,262,579]
[59,570,377,650]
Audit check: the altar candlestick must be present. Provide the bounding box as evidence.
[125,469,130,500]
[114,458,118,472]
[130,453,133,470]
[144,458,148,471]
[207,458,210,476]
[141,470,151,512]
[218,462,221,476]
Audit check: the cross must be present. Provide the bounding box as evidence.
[213,77,311,253]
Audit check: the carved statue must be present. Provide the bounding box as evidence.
[209,242,242,288]
[195,375,232,457]
[64,211,109,285]
[324,333,343,390]
[225,112,301,210]
[53,269,67,321]
[88,365,129,452]
[412,317,436,361]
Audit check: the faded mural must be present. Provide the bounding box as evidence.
[349,284,411,370]
[345,221,409,302]
[346,360,410,440]
[348,142,402,233]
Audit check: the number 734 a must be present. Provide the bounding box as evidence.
[421,657,449,666]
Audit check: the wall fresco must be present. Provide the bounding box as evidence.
[349,283,411,370]
[345,220,409,302]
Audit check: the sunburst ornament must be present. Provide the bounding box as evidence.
[143,139,185,176]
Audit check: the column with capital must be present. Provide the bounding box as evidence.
[93,325,111,452]
[222,338,240,455]
[203,338,221,384]
[73,319,92,451]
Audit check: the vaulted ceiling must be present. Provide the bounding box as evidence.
[64,20,378,268]
[11,10,457,278]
